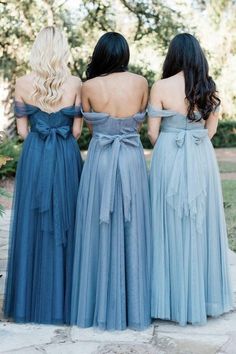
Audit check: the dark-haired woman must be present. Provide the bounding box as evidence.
[71,32,151,330]
[148,33,233,326]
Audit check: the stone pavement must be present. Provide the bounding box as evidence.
[0,210,236,354]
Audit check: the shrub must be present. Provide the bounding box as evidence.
[0,119,235,179]
[78,126,92,151]
[77,119,236,151]
[140,120,236,149]
[0,155,13,215]
[212,120,236,148]
[0,137,22,178]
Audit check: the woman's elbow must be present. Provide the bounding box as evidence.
[17,128,28,140]
[148,129,157,146]
[208,128,217,140]
[72,128,82,140]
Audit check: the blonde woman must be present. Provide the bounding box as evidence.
[3,26,83,324]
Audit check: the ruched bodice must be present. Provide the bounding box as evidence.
[15,101,82,132]
[82,110,146,224]
[148,104,205,131]
[82,110,146,135]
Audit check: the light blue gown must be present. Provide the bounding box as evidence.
[149,105,233,326]
[71,110,151,330]
[4,102,83,324]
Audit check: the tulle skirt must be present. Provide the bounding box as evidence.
[71,134,152,330]
[4,132,83,324]
[150,129,233,325]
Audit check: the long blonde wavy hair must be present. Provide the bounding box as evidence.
[30,26,70,112]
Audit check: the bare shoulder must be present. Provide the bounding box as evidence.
[68,75,82,87]
[15,74,33,89]
[128,72,148,87]
[152,79,168,91]
[71,75,82,83]
[159,74,184,90]
[151,79,165,94]
[81,77,102,93]
[15,74,34,101]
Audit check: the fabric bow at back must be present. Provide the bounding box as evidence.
[162,128,209,234]
[94,133,141,224]
[32,120,72,245]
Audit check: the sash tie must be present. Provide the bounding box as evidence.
[164,128,209,234]
[32,121,72,245]
[175,129,208,148]
[94,133,141,223]
[36,121,71,141]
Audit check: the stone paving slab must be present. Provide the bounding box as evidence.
[70,326,154,343]
[154,332,229,354]
[0,210,236,354]
[0,323,155,354]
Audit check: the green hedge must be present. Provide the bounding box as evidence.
[78,126,92,151]
[212,120,236,148]
[0,120,235,178]
[0,137,22,178]
[79,119,236,150]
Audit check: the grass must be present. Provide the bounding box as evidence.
[218,161,236,173]
[222,180,236,252]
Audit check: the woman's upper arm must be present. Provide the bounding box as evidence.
[73,78,83,119]
[140,78,149,111]
[72,78,83,138]
[147,81,163,144]
[205,111,219,139]
[74,77,82,107]
[81,83,93,133]
[15,78,29,139]
[15,78,24,103]
[149,81,163,113]
[81,83,91,112]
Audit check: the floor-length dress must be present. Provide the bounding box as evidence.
[71,111,151,330]
[4,102,83,324]
[149,105,233,326]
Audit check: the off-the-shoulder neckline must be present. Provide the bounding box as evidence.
[14,101,81,115]
[81,108,146,120]
[148,104,202,118]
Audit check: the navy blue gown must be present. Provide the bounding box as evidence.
[3,102,83,324]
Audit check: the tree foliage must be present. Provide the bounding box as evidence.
[120,0,183,47]
[0,0,236,127]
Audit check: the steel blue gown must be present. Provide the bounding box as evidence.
[4,102,83,324]
[71,110,151,330]
[149,105,233,326]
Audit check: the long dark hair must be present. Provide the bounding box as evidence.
[162,33,220,120]
[86,32,130,80]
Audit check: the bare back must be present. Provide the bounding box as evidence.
[82,72,148,118]
[148,71,219,144]
[15,73,83,139]
[152,72,189,115]
[15,73,82,112]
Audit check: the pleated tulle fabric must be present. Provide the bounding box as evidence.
[71,111,152,330]
[148,104,233,326]
[3,102,83,324]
